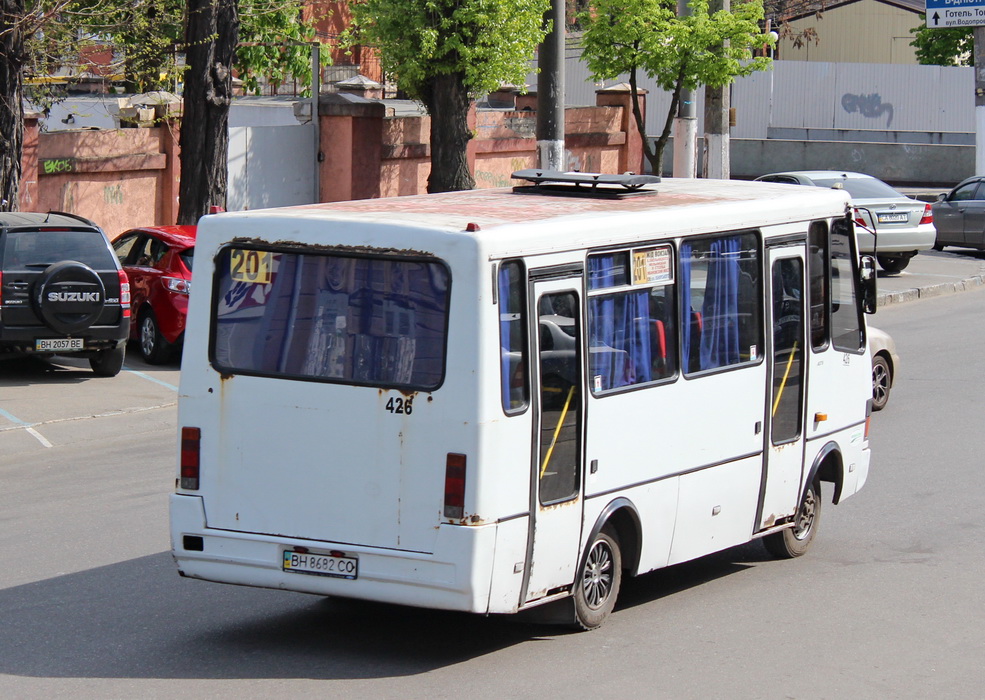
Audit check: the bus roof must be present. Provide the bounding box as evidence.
[200,178,851,258]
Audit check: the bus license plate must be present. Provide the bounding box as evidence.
[877,212,908,223]
[282,550,357,579]
[36,338,84,352]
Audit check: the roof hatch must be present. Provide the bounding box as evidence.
[511,170,660,199]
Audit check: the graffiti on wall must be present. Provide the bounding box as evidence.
[41,158,74,175]
[104,184,124,205]
[841,93,894,129]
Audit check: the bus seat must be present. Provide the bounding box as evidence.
[652,319,667,360]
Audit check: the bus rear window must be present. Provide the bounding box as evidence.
[211,248,450,390]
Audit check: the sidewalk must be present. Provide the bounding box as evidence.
[876,248,985,307]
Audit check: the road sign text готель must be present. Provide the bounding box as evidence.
[926,0,985,28]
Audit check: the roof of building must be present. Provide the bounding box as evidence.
[782,0,924,23]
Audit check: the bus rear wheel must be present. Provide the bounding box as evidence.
[573,527,622,630]
[765,477,822,559]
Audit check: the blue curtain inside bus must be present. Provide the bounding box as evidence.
[588,255,652,390]
[681,236,743,372]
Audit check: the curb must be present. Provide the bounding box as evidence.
[877,274,985,308]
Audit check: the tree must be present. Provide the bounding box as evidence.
[910,18,973,66]
[762,0,827,52]
[75,0,185,93]
[178,0,329,223]
[350,0,550,193]
[1,0,28,209]
[0,0,89,209]
[0,0,327,215]
[236,0,329,96]
[177,0,239,224]
[579,0,772,176]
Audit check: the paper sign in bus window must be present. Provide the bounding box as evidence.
[632,247,672,285]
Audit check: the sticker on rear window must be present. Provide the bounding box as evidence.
[230,249,272,284]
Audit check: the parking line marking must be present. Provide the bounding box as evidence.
[0,406,29,426]
[0,407,53,448]
[25,427,53,448]
[124,368,179,392]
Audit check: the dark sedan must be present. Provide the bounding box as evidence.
[931,176,985,251]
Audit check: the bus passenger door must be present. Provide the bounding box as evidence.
[759,246,807,530]
[522,278,585,604]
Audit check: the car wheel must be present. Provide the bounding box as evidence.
[764,477,822,559]
[932,239,945,251]
[34,261,107,334]
[871,354,892,411]
[573,527,622,630]
[139,309,174,364]
[876,254,911,274]
[89,346,126,377]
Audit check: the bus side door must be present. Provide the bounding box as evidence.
[759,243,808,528]
[522,275,586,603]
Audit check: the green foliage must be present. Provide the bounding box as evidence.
[24,0,330,98]
[580,0,772,94]
[69,0,185,92]
[236,0,332,96]
[579,0,772,173]
[349,0,552,101]
[910,17,973,66]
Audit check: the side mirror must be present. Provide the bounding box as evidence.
[859,255,877,314]
[936,192,947,202]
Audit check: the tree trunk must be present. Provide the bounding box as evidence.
[0,0,25,211]
[421,72,474,193]
[178,0,240,224]
[651,63,689,177]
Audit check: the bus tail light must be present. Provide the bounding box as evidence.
[118,270,131,318]
[180,427,201,490]
[444,453,466,519]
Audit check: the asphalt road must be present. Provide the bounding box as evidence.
[1,270,983,699]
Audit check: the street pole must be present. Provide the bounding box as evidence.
[311,43,321,203]
[976,27,985,174]
[537,0,566,171]
[673,0,697,177]
[703,0,729,180]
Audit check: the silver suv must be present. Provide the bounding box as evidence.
[0,212,130,376]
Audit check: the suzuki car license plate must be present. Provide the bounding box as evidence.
[283,550,357,579]
[877,212,908,223]
[36,338,84,352]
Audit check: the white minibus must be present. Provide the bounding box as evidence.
[171,171,876,629]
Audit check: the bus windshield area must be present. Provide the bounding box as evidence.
[211,248,450,390]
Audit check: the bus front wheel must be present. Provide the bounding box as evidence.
[573,527,622,630]
[765,478,822,559]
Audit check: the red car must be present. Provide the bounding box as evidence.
[112,225,195,363]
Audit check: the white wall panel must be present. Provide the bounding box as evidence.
[537,56,973,141]
[227,124,316,212]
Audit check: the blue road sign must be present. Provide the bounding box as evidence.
[926,0,985,28]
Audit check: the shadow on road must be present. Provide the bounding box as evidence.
[0,355,93,387]
[0,344,180,389]
[0,542,772,681]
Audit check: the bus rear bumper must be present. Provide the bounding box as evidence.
[169,494,499,614]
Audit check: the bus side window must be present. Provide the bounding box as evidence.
[587,248,678,393]
[808,220,830,350]
[830,219,864,352]
[681,232,762,374]
[499,260,529,413]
